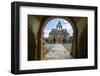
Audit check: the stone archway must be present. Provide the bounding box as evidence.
[38,16,78,60]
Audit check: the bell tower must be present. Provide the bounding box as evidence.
[56,21,62,30]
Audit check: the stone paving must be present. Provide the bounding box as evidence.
[44,43,72,60]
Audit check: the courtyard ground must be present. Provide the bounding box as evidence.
[44,43,72,60]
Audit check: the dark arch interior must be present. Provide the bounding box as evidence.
[28,27,36,60]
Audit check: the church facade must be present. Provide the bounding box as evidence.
[45,21,72,43]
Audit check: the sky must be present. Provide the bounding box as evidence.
[44,18,73,38]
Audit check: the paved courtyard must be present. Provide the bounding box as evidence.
[44,43,72,60]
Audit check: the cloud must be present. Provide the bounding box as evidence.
[44,30,51,38]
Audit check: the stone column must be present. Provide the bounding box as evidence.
[40,33,45,60]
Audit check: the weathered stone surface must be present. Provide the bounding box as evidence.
[44,43,72,60]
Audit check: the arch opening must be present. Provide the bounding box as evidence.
[42,18,74,60]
